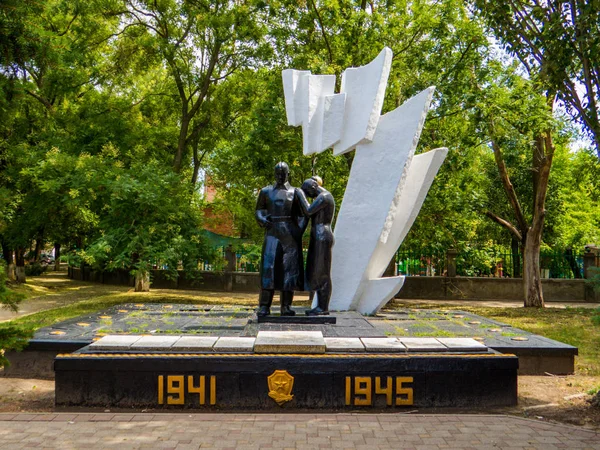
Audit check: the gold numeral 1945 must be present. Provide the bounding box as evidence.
[345,376,413,406]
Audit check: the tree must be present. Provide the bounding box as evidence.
[209,0,495,243]
[0,0,120,280]
[551,149,600,249]
[476,63,560,307]
[475,0,600,158]
[104,0,272,182]
[0,260,30,368]
[56,146,214,291]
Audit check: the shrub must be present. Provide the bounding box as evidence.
[25,262,47,276]
[587,267,600,293]
[0,261,25,312]
[592,308,600,327]
[0,261,31,368]
[0,324,33,368]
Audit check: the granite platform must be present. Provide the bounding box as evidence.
[1,303,578,379]
[55,329,518,409]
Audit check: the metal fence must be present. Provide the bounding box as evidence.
[396,248,586,279]
[200,244,588,279]
[395,249,447,277]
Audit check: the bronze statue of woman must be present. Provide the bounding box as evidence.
[297,176,336,315]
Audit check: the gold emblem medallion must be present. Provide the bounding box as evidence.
[267,370,294,406]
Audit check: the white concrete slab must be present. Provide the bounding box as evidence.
[366,148,449,279]
[361,337,406,353]
[330,88,435,312]
[254,331,325,354]
[130,335,180,350]
[213,337,255,353]
[320,93,346,152]
[398,337,447,352]
[324,337,365,352]
[171,336,218,351]
[281,50,447,315]
[303,75,336,155]
[357,276,405,315]
[436,338,488,352]
[89,335,142,350]
[282,69,310,126]
[333,47,392,155]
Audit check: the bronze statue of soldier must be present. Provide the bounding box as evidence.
[297,176,336,315]
[255,162,307,316]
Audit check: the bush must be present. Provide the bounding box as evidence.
[592,308,600,327]
[587,267,600,293]
[0,262,25,312]
[590,390,600,408]
[0,324,33,368]
[25,262,47,276]
[0,261,31,368]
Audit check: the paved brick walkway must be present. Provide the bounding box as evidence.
[1,413,598,449]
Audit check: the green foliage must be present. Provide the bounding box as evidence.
[475,0,600,157]
[0,261,24,312]
[24,263,47,277]
[592,307,600,327]
[237,243,262,272]
[0,261,29,368]
[0,323,33,368]
[589,269,600,296]
[0,0,598,286]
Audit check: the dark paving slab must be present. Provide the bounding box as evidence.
[29,303,576,363]
[241,311,385,337]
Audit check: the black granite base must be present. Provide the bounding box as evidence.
[54,352,517,410]
[255,315,337,324]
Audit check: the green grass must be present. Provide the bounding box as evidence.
[3,274,599,377]
[0,273,309,339]
[412,329,456,337]
[393,302,600,376]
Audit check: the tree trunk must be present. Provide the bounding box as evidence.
[34,231,44,262]
[7,263,16,281]
[383,258,396,277]
[134,271,150,292]
[511,236,521,278]
[1,240,11,264]
[523,229,544,307]
[173,114,191,173]
[54,242,61,271]
[1,241,14,280]
[565,248,582,279]
[15,247,26,283]
[523,131,554,307]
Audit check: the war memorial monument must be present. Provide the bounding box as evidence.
[52,48,524,409]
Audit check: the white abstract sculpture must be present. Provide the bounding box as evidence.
[282,47,448,315]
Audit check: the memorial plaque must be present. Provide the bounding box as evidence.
[55,351,518,409]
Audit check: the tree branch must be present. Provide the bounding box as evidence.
[57,11,79,36]
[308,0,333,64]
[24,90,54,111]
[490,138,529,234]
[485,211,523,241]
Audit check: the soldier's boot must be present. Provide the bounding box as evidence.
[306,288,331,316]
[317,286,331,314]
[257,290,273,317]
[280,291,295,316]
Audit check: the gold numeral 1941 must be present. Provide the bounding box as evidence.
[157,375,216,405]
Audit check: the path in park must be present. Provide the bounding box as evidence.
[3,272,597,324]
[1,412,599,449]
[0,272,262,322]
